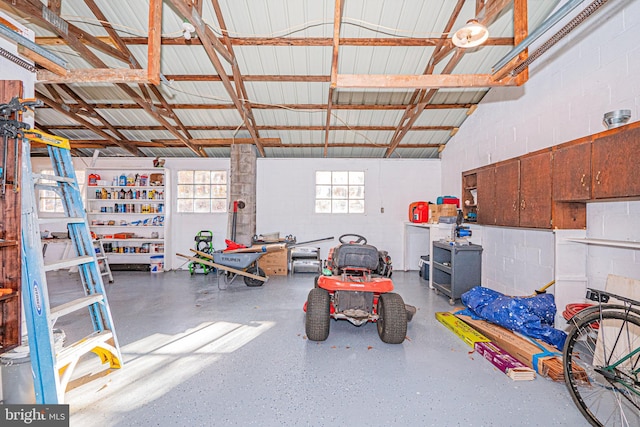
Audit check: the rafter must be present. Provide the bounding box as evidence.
[169,0,264,156]
[324,0,344,157]
[35,90,145,156]
[35,35,514,48]
[44,124,456,132]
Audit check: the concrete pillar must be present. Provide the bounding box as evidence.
[228,144,257,246]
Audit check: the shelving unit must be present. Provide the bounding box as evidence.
[431,241,483,305]
[461,172,477,222]
[85,168,167,269]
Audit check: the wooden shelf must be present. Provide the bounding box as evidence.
[563,238,640,250]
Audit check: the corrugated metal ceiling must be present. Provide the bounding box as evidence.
[0,0,564,158]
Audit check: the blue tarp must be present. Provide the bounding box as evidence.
[460,286,566,350]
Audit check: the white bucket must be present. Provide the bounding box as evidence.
[150,255,164,273]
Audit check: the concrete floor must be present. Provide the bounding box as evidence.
[46,269,589,426]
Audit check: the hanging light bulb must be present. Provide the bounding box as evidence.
[182,20,195,40]
[452,19,489,48]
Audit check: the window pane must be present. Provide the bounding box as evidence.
[316,185,331,198]
[211,199,227,212]
[315,200,331,213]
[332,186,348,199]
[349,200,365,213]
[194,199,210,212]
[316,171,331,185]
[332,200,348,213]
[194,171,210,184]
[194,185,210,198]
[177,185,193,198]
[212,171,226,184]
[178,171,193,184]
[349,171,364,185]
[332,171,348,185]
[349,186,364,199]
[211,185,226,198]
[177,199,194,212]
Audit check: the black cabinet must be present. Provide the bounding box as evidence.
[431,241,483,305]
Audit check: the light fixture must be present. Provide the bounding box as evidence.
[452,19,489,48]
[602,109,631,129]
[182,20,195,40]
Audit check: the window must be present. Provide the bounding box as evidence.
[177,170,228,213]
[38,169,85,214]
[315,171,365,214]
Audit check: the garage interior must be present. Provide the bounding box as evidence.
[0,0,638,425]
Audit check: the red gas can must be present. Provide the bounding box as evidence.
[408,201,429,223]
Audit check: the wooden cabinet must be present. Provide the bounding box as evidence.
[461,172,477,222]
[592,125,640,199]
[494,160,520,227]
[520,151,552,228]
[552,140,591,201]
[476,167,496,225]
[0,80,22,351]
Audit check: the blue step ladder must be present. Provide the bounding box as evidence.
[21,130,122,404]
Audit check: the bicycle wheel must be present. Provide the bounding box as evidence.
[564,310,640,426]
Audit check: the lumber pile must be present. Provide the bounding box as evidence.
[436,312,535,381]
[454,313,565,381]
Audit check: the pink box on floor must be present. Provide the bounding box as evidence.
[474,341,535,381]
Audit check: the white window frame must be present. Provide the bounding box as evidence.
[176,170,228,213]
[315,170,365,214]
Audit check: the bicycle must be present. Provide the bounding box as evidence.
[563,288,640,426]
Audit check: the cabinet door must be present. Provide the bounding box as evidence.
[553,141,591,201]
[476,167,496,225]
[494,160,520,227]
[520,151,552,228]
[593,125,640,199]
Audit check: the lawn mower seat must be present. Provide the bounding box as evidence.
[333,243,379,270]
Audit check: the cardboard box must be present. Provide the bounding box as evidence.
[435,312,490,348]
[258,248,288,275]
[429,204,457,223]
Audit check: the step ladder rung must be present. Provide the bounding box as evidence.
[38,217,85,225]
[56,330,116,370]
[44,255,94,272]
[32,173,76,184]
[50,294,104,322]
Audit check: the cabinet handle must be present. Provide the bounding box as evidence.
[580,174,585,186]
[595,171,601,185]
[521,199,526,210]
[513,201,517,211]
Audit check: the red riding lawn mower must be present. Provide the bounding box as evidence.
[304,234,415,344]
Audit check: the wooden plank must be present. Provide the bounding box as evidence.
[337,73,518,89]
[147,0,162,85]
[37,69,148,84]
[17,45,67,76]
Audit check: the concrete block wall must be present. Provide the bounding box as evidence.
[440,1,640,296]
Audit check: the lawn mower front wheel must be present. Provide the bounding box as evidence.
[377,293,407,344]
[306,288,330,341]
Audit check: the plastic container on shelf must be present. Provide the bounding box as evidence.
[150,255,164,273]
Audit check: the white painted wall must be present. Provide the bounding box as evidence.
[440,1,640,296]
[256,158,441,266]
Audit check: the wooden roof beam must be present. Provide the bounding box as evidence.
[337,74,517,89]
[35,36,514,47]
[35,90,145,156]
[45,124,456,132]
[324,0,344,157]
[169,0,264,156]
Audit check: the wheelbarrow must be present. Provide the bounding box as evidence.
[177,248,268,288]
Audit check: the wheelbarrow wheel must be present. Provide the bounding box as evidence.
[244,266,266,287]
